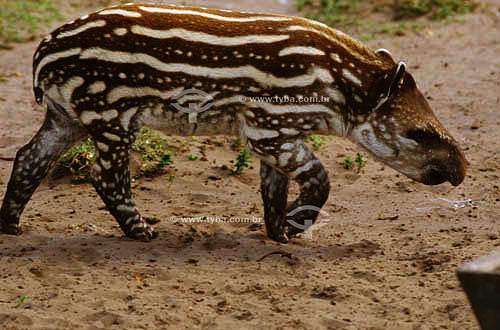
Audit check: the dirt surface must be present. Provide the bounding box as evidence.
[1,1,500,329]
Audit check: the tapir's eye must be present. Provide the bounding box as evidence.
[406,129,436,144]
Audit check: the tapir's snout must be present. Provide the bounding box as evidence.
[420,142,468,187]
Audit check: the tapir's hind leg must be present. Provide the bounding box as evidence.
[89,136,158,241]
[0,98,87,234]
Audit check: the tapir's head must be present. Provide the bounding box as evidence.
[350,49,467,186]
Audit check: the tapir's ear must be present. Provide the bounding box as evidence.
[388,62,406,97]
[372,61,406,111]
[375,48,396,65]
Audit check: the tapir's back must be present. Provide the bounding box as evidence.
[33,2,390,121]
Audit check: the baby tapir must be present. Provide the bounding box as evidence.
[0,3,467,242]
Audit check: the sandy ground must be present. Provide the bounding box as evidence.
[1,1,500,329]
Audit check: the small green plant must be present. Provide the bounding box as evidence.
[308,134,324,150]
[59,127,174,181]
[0,0,64,43]
[235,147,252,174]
[187,154,198,161]
[134,127,168,161]
[345,152,366,171]
[167,173,176,182]
[56,138,95,183]
[344,156,354,170]
[297,0,480,39]
[137,150,173,178]
[15,296,28,308]
[355,152,366,169]
[297,0,365,28]
[158,152,173,168]
[392,0,479,21]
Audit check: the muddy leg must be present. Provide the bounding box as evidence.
[0,100,87,234]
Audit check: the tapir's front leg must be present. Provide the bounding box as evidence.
[257,140,330,242]
[284,153,330,237]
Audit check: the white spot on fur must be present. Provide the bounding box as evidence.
[330,53,342,63]
[314,67,334,83]
[244,126,279,140]
[114,27,128,36]
[97,142,109,152]
[88,81,107,94]
[290,159,320,178]
[325,88,345,105]
[342,68,362,86]
[279,46,325,57]
[60,76,85,102]
[117,204,136,213]
[100,159,112,170]
[280,128,300,136]
[93,162,102,173]
[120,107,138,130]
[245,111,255,118]
[103,132,122,142]
[281,143,294,151]
[296,145,307,162]
[279,152,293,167]
[80,111,101,125]
[102,109,119,122]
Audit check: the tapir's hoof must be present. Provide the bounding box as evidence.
[267,231,289,244]
[286,226,304,238]
[125,222,158,242]
[1,221,22,236]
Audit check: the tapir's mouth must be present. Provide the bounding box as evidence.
[422,167,447,186]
